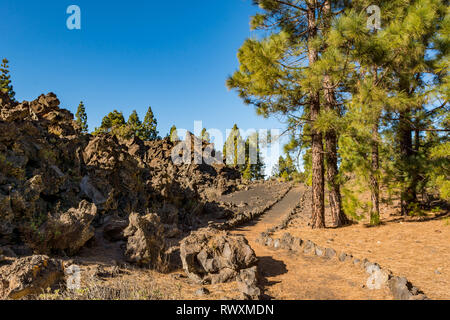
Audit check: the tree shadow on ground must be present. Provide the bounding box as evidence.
[257,256,287,300]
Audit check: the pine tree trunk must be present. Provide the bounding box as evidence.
[323,75,348,227]
[369,122,380,225]
[320,0,348,227]
[307,1,325,229]
[398,110,417,215]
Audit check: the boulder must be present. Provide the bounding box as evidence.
[237,266,261,300]
[25,200,97,255]
[387,276,426,300]
[0,255,64,299]
[180,228,257,284]
[366,267,391,290]
[102,215,128,242]
[123,213,165,267]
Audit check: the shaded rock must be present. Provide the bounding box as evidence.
[387,276,427,300]
[25,200,97,255]
[103,215,128,242]
[236,266,260,300]
[0,255,64,299]
[80,176,106,206]
[123,213,165,267]
[180,228,257,284]
[388,276,414,300]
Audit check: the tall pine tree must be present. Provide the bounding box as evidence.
[140,106,159,141]
[0,58,15,101]
[75,101,88,133]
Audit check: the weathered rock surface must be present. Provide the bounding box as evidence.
[0,91,241,255]
[102,215,128,242]
[0,255,64,299]
[123,213,165,267]
[388,276,427,300]
[25,200,97,255]
[180,228,257,284]
[237,266,261,300]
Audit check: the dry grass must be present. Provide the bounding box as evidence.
[34,265,242,301]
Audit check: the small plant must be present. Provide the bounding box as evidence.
[444,217,450,226]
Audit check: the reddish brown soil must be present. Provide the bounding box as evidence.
[231,186,392,300]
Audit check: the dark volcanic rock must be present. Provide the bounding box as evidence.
[24,200,97,255]
[123,213,165,267]
[0,255,64,299]
[180,228,257,284]
[0,91,241,255]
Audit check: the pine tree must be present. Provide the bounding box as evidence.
[0,58,16,101]
[201,128,211,143]
[333,0,447,219]
[93,110,126,136]
[169,125,179,142]
[75,101,88,133]
[223,124,244,168]
[126,110,142,139]
[243,133,266,180]
[227,0,343,228]
[140,106,159,141]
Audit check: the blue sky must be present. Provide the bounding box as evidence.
[1,0,287,175]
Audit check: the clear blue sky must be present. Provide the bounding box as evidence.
[1,0,287,175]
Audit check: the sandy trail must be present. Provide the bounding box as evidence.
[231,186,392,300]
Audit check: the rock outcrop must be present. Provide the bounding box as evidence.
[180,228,258,285]
[0,255,64,299]
[123,213,165,267]
[25,200,97,255]
[0,91,241,256]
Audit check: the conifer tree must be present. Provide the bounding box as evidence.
[140,106,159,141]
[94,110,126,136]
[227,0,347,228]
[201,128,211,143]
[243,133,266,180]
[75,101,88,133]
[223,124,244,168]
[0,58,15,101]
[169,125,179,142]
[125,110,142,139]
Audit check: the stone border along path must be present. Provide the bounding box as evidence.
[255,186,429,300]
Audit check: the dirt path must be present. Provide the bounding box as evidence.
[231,186,392,300]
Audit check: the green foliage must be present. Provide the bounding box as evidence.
[223,124,244,168]
[169,125,179,142]
[272,153,302,182]
[200,128,210,143]
[0,58,15,100]
[243,132,265,180]
[126,110,143,139]
[341,187,366,222]
[140,106,159,141]
[75,101,88,133]
[93,110,126,136]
